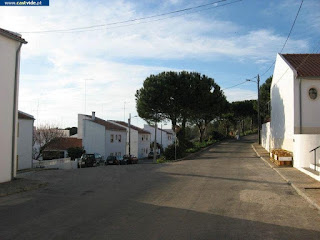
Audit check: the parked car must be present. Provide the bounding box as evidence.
[94,153,104,165]
[148,151,160,159]
[117,155,127,165]
[105,155,119,165]
[123,154,138,164]
[78,154,97,168]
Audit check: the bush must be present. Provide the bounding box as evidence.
[67,147,84,160]
[164,144,186,160]
[209,131,225,140]
[156,156,166,163]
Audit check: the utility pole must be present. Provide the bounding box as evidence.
[160,123,163,154]
[153,122,157,163]
[257,74,261,145]
[128,113,131,156]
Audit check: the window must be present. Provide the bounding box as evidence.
[146,135,148,141]
[142,135,144,141]
[118,135,121,142]
[116,135,118,140]
[111,134,114,142]
[309,87,318,100]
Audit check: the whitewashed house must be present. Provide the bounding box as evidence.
[0,28,27,183]
[110,121,151,159]
[143,124,173,151]
[17,111,34,170]
[262,53,320,179]
[78,112,127,159]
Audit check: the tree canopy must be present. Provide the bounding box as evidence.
[135,71,227,142]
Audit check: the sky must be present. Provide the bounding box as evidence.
[1,0,319,128]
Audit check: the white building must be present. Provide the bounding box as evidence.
[17,111,34,170]
[262,53,320,179]
[143,124,174,151]
[0,28,27,183]
[78,112,127,159]
[110,121,151,159]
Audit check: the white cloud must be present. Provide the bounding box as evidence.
[0,0,312,128]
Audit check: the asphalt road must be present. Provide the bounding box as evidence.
[1,135,320,240]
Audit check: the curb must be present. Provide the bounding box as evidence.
[251,144,320,212]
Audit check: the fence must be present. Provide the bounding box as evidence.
[33,158,77,169]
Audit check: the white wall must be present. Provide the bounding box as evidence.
[17,119,34,170]
[138,133,151,158]
[77,114,91,139]
[294,78,320,134]
[293,134,320,168]
[105,130,127,157]
[270,54,295,152]
[261,122,271,152]
[143,125,173,149]
[82,120,106,158]
[0,35,21,183]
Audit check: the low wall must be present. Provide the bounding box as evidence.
[33,158,77,169]
[261,122,271,152]
[293,134,320,168]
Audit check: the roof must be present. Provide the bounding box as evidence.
[147,125,173,134]
[281,54,320,78]
[89,117,127,131]
[113,121,151,134]
[18,110,35,120]
[0,28,27,44]
[45,137,82,151]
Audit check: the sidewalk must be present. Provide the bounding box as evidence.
[0,177,47,197]
[252,143,320,211]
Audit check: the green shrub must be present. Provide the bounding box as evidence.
[164,144,186,160]
[156,156,166,163]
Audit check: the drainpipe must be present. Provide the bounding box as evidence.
[11,43,23,179]
[299,78,302,134]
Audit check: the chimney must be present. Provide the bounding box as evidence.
[92,111,95,120]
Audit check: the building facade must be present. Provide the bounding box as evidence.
[0,28,27,182]
[17,111,34,170]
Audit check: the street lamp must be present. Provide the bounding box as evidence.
[247,75,261,144]
[160,122,167,153]
[128,113,138,156]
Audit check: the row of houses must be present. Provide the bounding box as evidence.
[15,111,174,173]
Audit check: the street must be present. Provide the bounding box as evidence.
[1,135,320,240]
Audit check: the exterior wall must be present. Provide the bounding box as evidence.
[17,118,34,170]
[143,125,173,149]
[294,78,320,134]
[105,130,126,157]
[270,54,295,152]
[77,114,90,139]
[293,134,320,169]
[138,133,151,158]
[127,129,139,157]
[0,35,21,183]
[82,120,106,158]
[261,122,271,152]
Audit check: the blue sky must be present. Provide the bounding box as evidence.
[0,0,319,128]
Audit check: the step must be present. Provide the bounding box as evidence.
[310,163,320,172]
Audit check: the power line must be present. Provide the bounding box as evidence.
[20,0,238,34]
[260,0,304,77]
[222,80,248,91]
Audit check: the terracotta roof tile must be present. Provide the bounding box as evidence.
[18,111,35,120]
[0,28,27,43]
[45,137,82,151]
[281,54,320,78]
[90,118,127,131]
[113,121,151,134]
